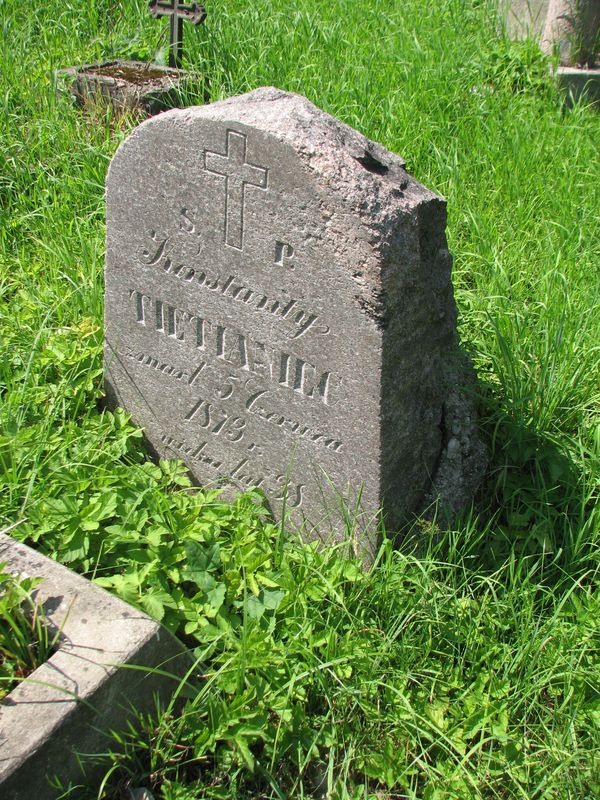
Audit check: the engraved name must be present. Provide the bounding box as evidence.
[138,231,329,340]
[129,290,338,406]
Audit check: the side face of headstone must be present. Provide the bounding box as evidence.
[105,87,484,559]
[542,0,600,67]
[499,0,550,39]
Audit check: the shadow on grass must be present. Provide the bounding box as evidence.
[430,374,599,585]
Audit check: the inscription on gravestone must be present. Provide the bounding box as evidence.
[105,87,486,558]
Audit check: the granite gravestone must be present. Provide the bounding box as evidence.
[105,87,485,559]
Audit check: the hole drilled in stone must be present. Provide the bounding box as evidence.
[354,150,389,175]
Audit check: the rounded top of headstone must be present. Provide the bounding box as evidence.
[174,86,407,167]
[109,87,439,229]
[135,85,405,164]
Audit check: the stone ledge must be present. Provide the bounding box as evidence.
[557,65,600,106]
[55,59,204,116]
[0,533,190,799]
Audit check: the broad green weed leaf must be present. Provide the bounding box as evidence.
[60,529,89,562]
[233,735,255,771]
[86,491,118,522]
[146,527,164,547]
[184,569,216,593]
[142,591,165,620]
[207,583,226,613]
[255,573,280,588]
[247,573,260,596]
[184,540,221,574]
[262,589,285,611]
[246,595,265,620]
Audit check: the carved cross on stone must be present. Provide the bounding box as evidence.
[149,0,207,68]
[204,130,269,251]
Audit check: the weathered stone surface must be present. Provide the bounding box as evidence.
[500,0,550,39]
[0,534,190,799]
[105,87,485,558]
[542,0,599,67]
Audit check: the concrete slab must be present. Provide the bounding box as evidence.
[0,533,191,799]
[557,64,600,105]
[55,59,205,116]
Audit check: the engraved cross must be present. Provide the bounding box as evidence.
[204,130,268,251]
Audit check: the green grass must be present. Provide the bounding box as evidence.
[1,0,599,798]
[0,563,54,699]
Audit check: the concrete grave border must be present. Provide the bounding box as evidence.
[55,59,205,117]
[0,533,190,799]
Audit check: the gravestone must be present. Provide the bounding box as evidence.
[105,87,486,559]
[501,1,599,67]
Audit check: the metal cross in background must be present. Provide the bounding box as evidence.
[149,0,207,69]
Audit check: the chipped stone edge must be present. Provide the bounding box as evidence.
[421,354,488,524]
[0,533,191,800]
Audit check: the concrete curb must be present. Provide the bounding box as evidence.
[557,65,600,106]
[55,60,205,116]
[0,533,191,799]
